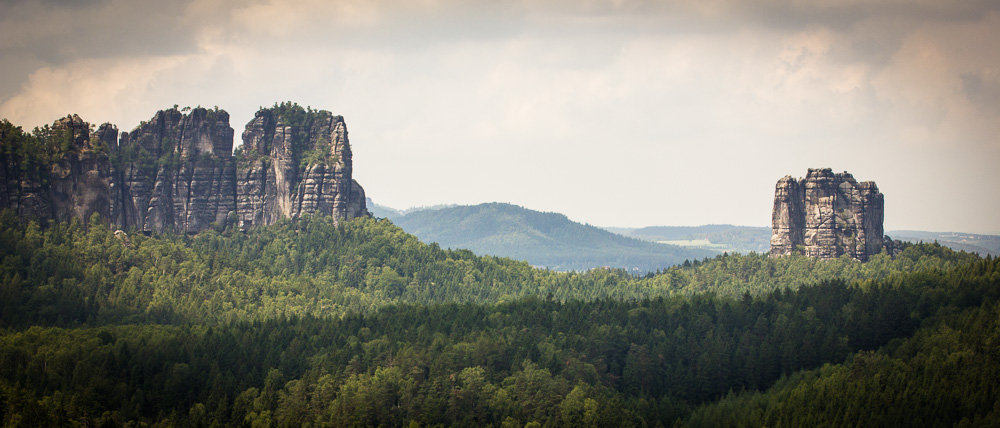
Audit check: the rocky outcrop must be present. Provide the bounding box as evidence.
[0,119,58,222]
[0,115,119,226]
[118,107,237,233]
[770,168,889,261]
[235,105,367,230]
[0,103,368,233]
[47,115,120,226]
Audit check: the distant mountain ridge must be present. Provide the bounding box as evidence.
[886,230,999,256]
[611,225,772,254]
[371,200,1000,270]
[367,199,455,219]
[371,201,718,273]
[615,225,999,257]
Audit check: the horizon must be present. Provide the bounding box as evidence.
[2,1,998,235]
[4,104,999,235]
[368,198,1000,237]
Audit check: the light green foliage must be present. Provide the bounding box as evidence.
[0,209,980,327]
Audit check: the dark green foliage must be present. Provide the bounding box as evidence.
[0,212,995,426]
[685,258,1000,428]
[0,256,996,426]
[0,209,977,328]
[0,119,83,191]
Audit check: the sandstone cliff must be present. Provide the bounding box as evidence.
[0,103,368,233]
[236,104,367,230]
[770,168,887,261]
[118,107,237,233]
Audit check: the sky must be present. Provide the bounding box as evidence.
[1,0,998,234]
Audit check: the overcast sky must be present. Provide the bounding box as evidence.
[1,0,998,234]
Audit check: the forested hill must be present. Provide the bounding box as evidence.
[0,212,997,426]
[374,202,719,273]
[0,210,981,326]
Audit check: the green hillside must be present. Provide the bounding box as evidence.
[686,264,1000,427]
[0,213,996,427]
[1,210,978,326]
[381,202,720,273]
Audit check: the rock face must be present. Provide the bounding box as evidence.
[118,108,237,233]
[0,115,119,225]
[235,105,367,230]
[0,104,368,233]
[770,168,888,261]
[48,116,120,226]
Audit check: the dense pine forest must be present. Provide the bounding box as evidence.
[1,212,998,427]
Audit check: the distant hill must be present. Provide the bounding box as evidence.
[606,225,999,257]
[608,225,773,254]
[375,202,718,273]
[887,230,999,256]
[366,198,453,219]
[371,200,999,265]
[366,199,404,218]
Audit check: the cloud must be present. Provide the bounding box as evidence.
[0,0,998,232]
[962,71,1000,114]
[0,0,203,61]
[871,11,1000,146]
[0,55,195,129]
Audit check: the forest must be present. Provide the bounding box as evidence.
[0,212,998,427]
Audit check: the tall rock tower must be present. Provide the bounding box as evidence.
[235,103,368,230]
[118,107,237,234]
[770,168,887,261]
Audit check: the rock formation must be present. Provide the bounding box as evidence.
[0,114,119,225]
[0,103,368,233]
[118,107,237,233]
[236,105,367,230]
[770,168,889,261]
